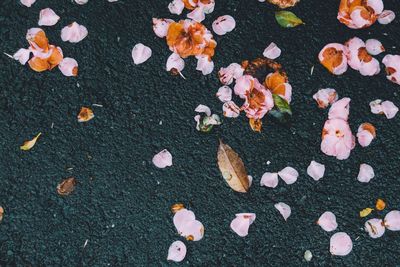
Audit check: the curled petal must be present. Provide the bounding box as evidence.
[168,0,184,15]
[13,48,31,65]
[212,15,236,35]
[167,241,186,262]
[38,8,60,26]
[317,211,338,232]
[218,63,243,85]
[187,7,205,22]
[274,202,291,221]
[357,123,376,147]
[382,54,400,85]
[366,0,384,15]
[58,57,78,77]
[350,8,372,29]
[28,56,50,72]
[152,149,172,168]
[166,53,185,72]
[152,18,173,38]
[196,55,214,75]
[234,75,254,98]
[75,0,88,4]
[381,100,399,119]
[195,104,211,116]
[223,101,240,118]
[230,213,256,237]
[330,232,353,256]
[61,22,88,43]
[21,0,36,7]
[328,97,350,121]
[313,88,338,109]
[369,99,383,114]
[378,10,396,24]
[359,58,380,76]
[263,42,281,60]
[384,210,400,231]
[278,167,298,185]
[357,163,374,183]
[216,86,232,103]
[260,172,279,188]
[131,43,152,65]
[173,209,195,232]
[307,161,325,181]
[26,28,49,52]
[365,39,384,56]
[365,218,385,238]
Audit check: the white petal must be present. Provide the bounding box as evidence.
[195,104,211,116]
[167,241,186,262]
[61,22,88,43]
[263,42,281,60]
[278,167,298,185]
[274,202,291,221]
[381,101,399,119]
[13,48,31,65]
[330,232,353,256]
[166,53,185,72]
[307,161,325,181]
[378,10,396,24]
[230,213,256,237]
[168,0,184,15]
[212,15,236,35]
[369,99,383,114]
[38,8,60,26]
[364,218,385,238]
[260,172,279,188]
[74,0,88,4]
[357,163,374,183]
[152,18,173,38]
[187,7,205,22]
[20,0,36,7]
[58,57,78,77]
[131,43,152,65]
[223,101,240,118]
[365,39,384,56]
[196,55,214,75]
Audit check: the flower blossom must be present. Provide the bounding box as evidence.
[338,0,385,29]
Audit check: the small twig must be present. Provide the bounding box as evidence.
[3,52,13,59]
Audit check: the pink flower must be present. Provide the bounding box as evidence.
[357,123,376,147]
[241,78,274,120]
[260,172,279,188]
[167,241,186,262]
[357,163,374,183]
[212,15,236,36]
[131,43,152,65]
[218,63,243,85]
[307,160,325,181]
[313,88,338,109]
[382,54,400,85]
[58,57,78,77]
[378,10,396,24]
[230,213,256,237]
[278,167,298,185]
[263,42,281,59]
[330,232,353,256]
[384,210,400,231]
[274,202,291,221]
[61,22,88,43]
[328,97,350,121]
[365,218,385,238]
[38,8,60,26]
[152,149,172,168]
[317,211,338,232]
[321,119,355,160]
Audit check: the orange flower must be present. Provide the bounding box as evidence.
[265,71,292,103]
[338,0,383,29]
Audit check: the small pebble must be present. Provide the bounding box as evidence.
[304,250,312,262]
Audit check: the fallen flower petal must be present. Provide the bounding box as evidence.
[167,241,186,262]
[218,63,243,85]
[132,43,152,65]
[313,88,338,109]
[375,199,386,211]
[195,104,211,116]
[321,119,355,160]
[328,97,350,121]
[26,28,49,52]
[166,53,185,73]
[173,209,196,232]
[230,213,256,237]
[267,0,299,8]
[365,218,385,238]
[357,123,376,147]
[318,43,348,75]
[58,57,78,77]
[381,100,399,119]
[384,210,400,231]
[260,172,279,188]
[180,219,204,241]
[196,55,214,75]
[61,22,88,43]
[357,163,374,183]
[330,232,353,256]
[152,149,172,168]
[216,86,232,102]
[75,0,88,4]
[20,132,41,151]
[304,250,312,262]
[57,177,77,196]
[187,7,206,22]
[21,0,36,7]
[307,161,325,181]
[317,211,338,232]
[168,0,185,15]
[212,15,236,36]
[359,58,380,76]
[274,202,291,221]
[38,8,60,26]
[278,166,298,185]
[369,99,383,114]
[152,18,173,38]
[360,207,374,218]
[365,39,384,56]
[263,42,281,60]
[13,48,31,65]
[223,101,240,118]
[77,107,94,122]
[382,55,400,85]
[378,10,396,24]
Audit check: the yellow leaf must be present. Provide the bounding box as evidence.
[376,199,386,211]
[20,132,42,151]
[360,207,374,218]
[217,140,250,193]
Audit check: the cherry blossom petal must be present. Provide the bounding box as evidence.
[365,39,385,56]
[196,55,214,75]
[74,0,88,4]
[378,10,396,24]
[13,48,31,65]
[260,172,279,188]
[131,43,152,65]
[58,57,78,77]
[384,210,400,231]
[38,8,60,27]
[359,58,380,76]
[195,104,211,116]
[350,8,370,29]
[328,97,350,121]
[357,163,374,183]
[382,54,400,85]
[152,149,172,168]
[218,63,243,85]
[369,99,383,114]
[61,22,88,43]
[166,53,185,72]
[321,119,355,160]
[274,202,291,221]
[168,0,184,15]
[365,218,385,238]
[357,123,376,147]
[317,211,338,232]
[330,232,353,256]
[344,37,366,71]
[179,220,204,241]
[313,88,338,109]
[21,0,36,7]
[212,15,236,36]
[263,42,281,60]
[307,161,325,181]
[230,213,256,237]
[234,75,253,98]
[152,18,173,38]
[318,43,348,75]
[381,100,399,119]
[173,209,195,231]
[167,241,186,262]
[216,86,232,102]
[223,101,240,118]
[366,0,384,15]
[278,167,298,185]
[187,7,205,22]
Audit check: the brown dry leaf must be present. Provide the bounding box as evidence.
[20,132,42,151]
[217,140,249,193]
[360,207,374,218]
[171,203,185,214]
[375,199,386,211]
[78,107,94,122]
[268,0,300,8]
[0,206,4,222]
[57,177,77,196]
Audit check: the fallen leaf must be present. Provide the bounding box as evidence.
[275,11,304,28]
[78,107,94,122]
[20,132,42,151]
[376,199,386,211]
[360,207,374,218]
[269,94,292,123]
[57,177,77,196]
[0,206,3,222]
[171,203,185,214]
[217,140,249,193]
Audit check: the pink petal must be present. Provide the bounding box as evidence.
[317,211,338,232]
[384,210,400,231]
[61,22,88,43]
[318,43,348,75]
[274,202,291,221]
[74,0,88,4]
[230,213,256,237]
[344,37,365,71]
[152,18,173,38]
[187,7,205,22]
[278,167,298,185]
[234,75,253,98]
[167,241,186,262]
[168,0,184,15]
[152,149,172,168]
[369,99,383,114]
[307,161,325,181]
[166,53,185,72]
[330,232,353,256]
[196,55,214,75]
[179,219,204,241]
[328,97,350,121]
[20,0,36,7]
[173,209,196,232]
[359,58,380,76]
[218,63,243,85]
[263,42,281,60]
[365,39,384,56]
[195,104,211,116]
[382,54,400,85]
[357,163,374,183]
[38,8,60,26]
[260,172,279,188]
[366,0,384,15]
[350,8,370,28]
[212,15,236,35]
[364,218,385,238]
[357,124,375,147]
[13,48,31,65]
[313,88,338,109]
[131,43,152,65]
[223,101,240,118]
[381,100,399,119]
[216,86,232,102]
[378,10,396,24]
[321,119,354,160]
[58,57,78,77]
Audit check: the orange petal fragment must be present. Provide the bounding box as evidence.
[77,107,94,122]
[57,177,77,196]
[249,118,262,132]
[48,46,64,69]
[171,203,185,214]
[28,56,50,72]
[375,199,386,211]
[20,132,42,151]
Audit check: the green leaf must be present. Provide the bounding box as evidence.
[275,11,304,28]
[269,94,292,124]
